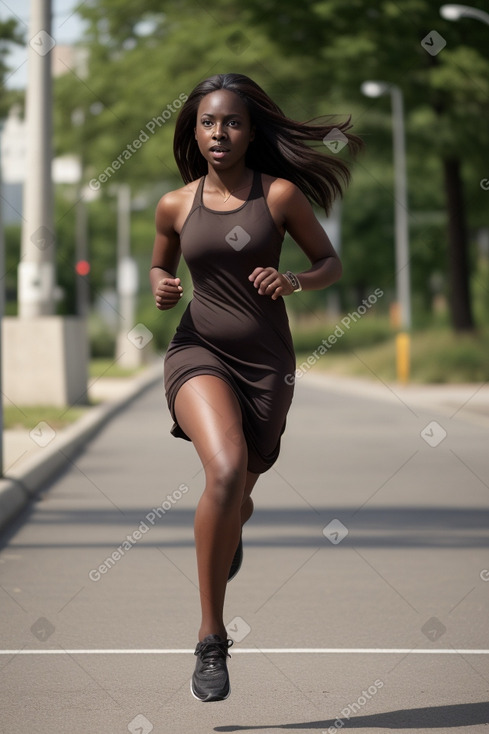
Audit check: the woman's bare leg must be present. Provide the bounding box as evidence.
[174,375,250,641]
[241,470,259,525]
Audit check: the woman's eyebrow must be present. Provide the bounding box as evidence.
[199,112,244,118]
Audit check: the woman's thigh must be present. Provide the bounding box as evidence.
[174,375,248,491]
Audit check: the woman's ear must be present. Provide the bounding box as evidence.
[194,127,197,140]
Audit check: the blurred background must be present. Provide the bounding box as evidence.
[1,0,488,386]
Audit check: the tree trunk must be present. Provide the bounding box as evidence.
[443,157,474,332]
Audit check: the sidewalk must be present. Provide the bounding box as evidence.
[3,367,161,476]
[0,361,164,532]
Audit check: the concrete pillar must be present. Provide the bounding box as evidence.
[3,0,89,407]
[2,316,89,407]
[18,0,55,318]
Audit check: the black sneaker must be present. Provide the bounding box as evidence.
[227,532,243,582]
[191,634,233,702]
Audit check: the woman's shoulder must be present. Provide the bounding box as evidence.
[156,178,203,217]
[260,173,304,204]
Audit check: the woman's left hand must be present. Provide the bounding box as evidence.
[248,267,295,300]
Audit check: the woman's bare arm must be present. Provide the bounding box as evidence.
[249,178,342,299]
[150,193,184,310]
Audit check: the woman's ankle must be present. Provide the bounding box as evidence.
[199,625,227,641]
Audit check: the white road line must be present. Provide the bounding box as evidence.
[0,648,488,655]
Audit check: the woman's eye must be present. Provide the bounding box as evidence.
[202,120,212,127]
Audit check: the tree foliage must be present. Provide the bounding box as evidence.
[52,0,489,325]
[0,18,24,117]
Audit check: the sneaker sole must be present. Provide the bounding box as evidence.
[190,679,231,702]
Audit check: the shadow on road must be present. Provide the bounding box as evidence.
[214,700,489,730]
[3,506,489,548]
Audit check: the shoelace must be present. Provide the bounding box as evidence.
[195,638,233,668]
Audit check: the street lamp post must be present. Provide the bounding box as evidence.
[71,109,89,318]
[3,0,89,408]
[440,4,489,25]
[114,184,143,368]
[361,80,412,382]
[18,0,55,317]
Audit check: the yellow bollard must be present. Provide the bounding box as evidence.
[396,332,410,384]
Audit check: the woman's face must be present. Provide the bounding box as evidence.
[195,89,255,170]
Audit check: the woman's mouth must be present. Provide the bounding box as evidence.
[210,146,230,158]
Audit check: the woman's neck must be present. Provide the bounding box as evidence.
[205,167,253,201]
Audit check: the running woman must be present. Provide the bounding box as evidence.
[150,73,361,702]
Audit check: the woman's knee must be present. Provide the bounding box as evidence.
[204,452,247,508]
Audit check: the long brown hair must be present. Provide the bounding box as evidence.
[173,73,362,213]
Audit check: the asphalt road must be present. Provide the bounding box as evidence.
[1,374,488,733]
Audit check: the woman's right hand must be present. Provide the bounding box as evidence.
[154,277,183,310]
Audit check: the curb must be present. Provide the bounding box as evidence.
[0,362,163,534]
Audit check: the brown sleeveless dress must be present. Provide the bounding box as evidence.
[164,170,295,473]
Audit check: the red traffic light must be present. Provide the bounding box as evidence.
[76,260,90,276]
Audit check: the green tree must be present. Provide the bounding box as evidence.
[53,0,489,329]
[0,18,24,117]
[54,1,320,309]
[1,17,24,317]
[242,0,489,331]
